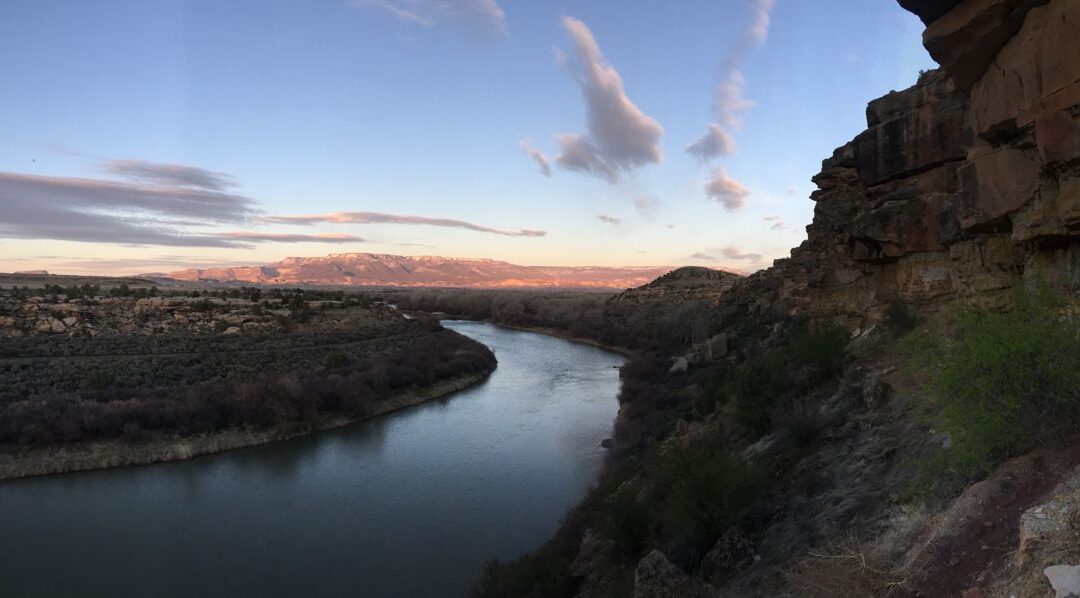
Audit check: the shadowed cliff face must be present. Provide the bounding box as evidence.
[726,0,1080,330]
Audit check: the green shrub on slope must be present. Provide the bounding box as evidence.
[901,287,1080,489]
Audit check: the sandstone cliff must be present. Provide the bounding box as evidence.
[730,0,1080,330]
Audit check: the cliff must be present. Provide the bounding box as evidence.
[729,0,1080,330]
[473,2,1080,596]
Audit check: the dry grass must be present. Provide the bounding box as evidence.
[785,537,913,598]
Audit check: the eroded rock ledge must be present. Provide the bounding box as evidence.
[725,0,1080,331]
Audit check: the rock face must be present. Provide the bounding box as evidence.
[726,0,1080,329]
[165,253,674,290]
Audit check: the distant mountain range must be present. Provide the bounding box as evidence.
[157,253,682,289]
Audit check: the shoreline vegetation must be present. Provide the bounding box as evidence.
[425,314,635,357]
[0,284,498,483]
[0,369,491,483]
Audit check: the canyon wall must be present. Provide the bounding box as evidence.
[732,0,1080,329]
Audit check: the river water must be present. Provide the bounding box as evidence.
[0,321,625,597]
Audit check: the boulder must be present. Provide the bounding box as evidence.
[699,528,754,584]
[633,549,714,598]
[1045,565,1080,598]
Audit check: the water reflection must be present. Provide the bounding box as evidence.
[0,321,624,598]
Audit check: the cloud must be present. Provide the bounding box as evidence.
[721,246,762,262]
[100,159,236,191]
[634,195,658,219]
[519,138,551,177]
[705,168,749,210]
[261,211,545,237]
[686,124,735,161]
[219,232,366,243]
[745,0,777,47]
[554,17,663,183]
[687,0,776,174]
[0,169,259,247]
[713,70,756,132]
[347,0,507,35]
[691,246,762,263]
[764,215,787,230]
[596,214,621,225]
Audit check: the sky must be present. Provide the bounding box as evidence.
[0,0,934,275]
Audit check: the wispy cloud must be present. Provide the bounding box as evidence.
[554,17,663,183]
[764,215,786,230]
[0,161,375,248]
[261,211,545,237]
[346,0,507,36]
[0,169,258,247]
[220,232,366,243]
[692,245,762,263]
[705,168,749,211]
[722,246,762,261]
[686,123,735,161]
[519,138,551,177]
[100,159,236,191]
[596,214,621,225]
[634,195,658,219]
[687,0,776,195]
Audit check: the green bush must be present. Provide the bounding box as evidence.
[900,286,1080,489]
[884,300,919,334]
[81,369,116,391]
[650,438,768,559]
[718,323,848,437]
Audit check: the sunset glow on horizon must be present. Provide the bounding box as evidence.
[0,1,934,276]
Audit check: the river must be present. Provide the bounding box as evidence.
[0,321,625,598]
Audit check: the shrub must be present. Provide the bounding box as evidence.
[720,323,848,437]
[81,369,116,392]
[900,286,1080,490]
[884,300,919,334]
[324,352,350,369]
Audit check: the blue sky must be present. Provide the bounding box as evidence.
[0,0,933,275]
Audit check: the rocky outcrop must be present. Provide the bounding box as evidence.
[613,266,741,304]
[633,550,715,598]
[725,0,1080,330]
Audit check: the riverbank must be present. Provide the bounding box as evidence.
[0,368,492,482]
[490,322,635,356]
[410,311,636,357]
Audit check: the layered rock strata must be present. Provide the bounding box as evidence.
[729,0,1080,329]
